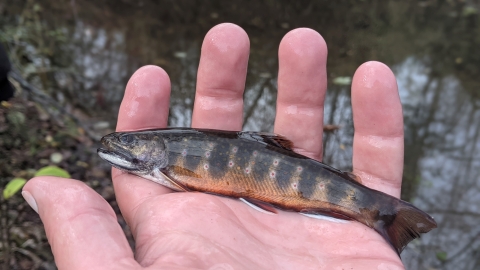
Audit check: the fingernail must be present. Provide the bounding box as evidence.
[22,191,38,213]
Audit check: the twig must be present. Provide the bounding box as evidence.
[11,247,43,269]
[8,68,100,140]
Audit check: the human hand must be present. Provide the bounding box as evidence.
[23,23,405,269]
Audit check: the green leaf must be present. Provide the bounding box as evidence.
[34,166,71,178]
[3,178,27,199]
[7,111,26,127]
[436,251,447,261]
[462,6,477,17]
[33,4,42,12]
[332,76,352,86]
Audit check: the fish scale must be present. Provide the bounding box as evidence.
[97,127,437,256]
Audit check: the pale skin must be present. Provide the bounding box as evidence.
[23,23,405,269]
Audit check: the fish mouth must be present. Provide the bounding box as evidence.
[97,148,139,171]
[97,134,141,172]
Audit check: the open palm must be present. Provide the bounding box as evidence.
[24,23,405,269]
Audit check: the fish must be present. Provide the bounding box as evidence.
[97,128,437,255]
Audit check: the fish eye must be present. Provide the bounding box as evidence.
[119,134,134,144]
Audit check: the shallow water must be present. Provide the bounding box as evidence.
[2,0,480,269]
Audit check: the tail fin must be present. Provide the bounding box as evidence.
[374,200,437,256]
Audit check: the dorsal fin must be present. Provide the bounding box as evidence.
[238,132,294,150]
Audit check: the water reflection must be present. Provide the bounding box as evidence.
[2,0,479,269]
[395,57,480,269]
[70,21,129,118]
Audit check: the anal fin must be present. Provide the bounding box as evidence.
[240,198,277,215]
[300,213,350,224]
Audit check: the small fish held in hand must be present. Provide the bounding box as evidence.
[97,128,436,255]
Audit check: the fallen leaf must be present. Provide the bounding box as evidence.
[3,178,27,199]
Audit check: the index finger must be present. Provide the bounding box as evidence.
[113,65,174,225]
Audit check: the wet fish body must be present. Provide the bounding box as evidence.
[98,128,437,255]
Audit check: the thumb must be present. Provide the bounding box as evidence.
[23,177,139,270]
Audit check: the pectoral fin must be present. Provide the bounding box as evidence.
[151,168,190,191]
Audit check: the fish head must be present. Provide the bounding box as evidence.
[97,131,168,175]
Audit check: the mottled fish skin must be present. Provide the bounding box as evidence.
[98,128,437,256]
[161,130,382,226]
